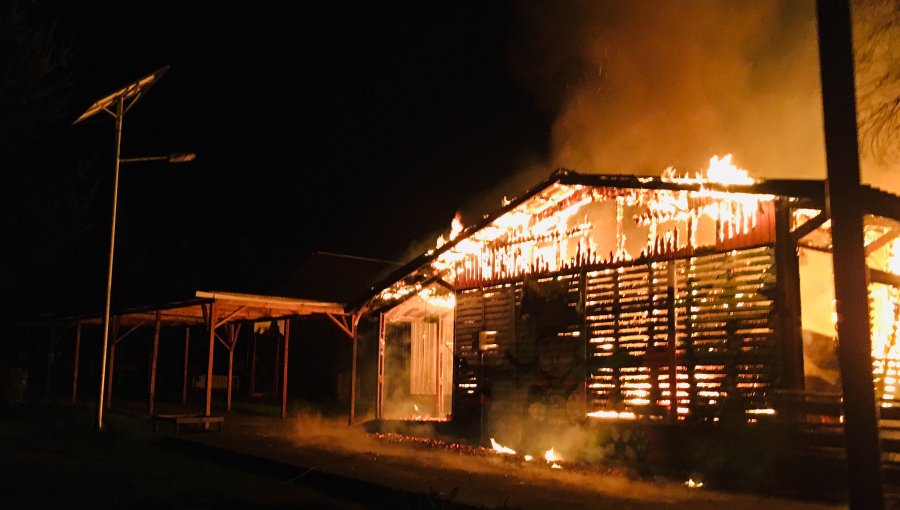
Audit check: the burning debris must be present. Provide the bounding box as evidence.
[684,478,705,489]
[487,438,567,469]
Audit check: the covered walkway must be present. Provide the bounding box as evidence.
[59,290,361,422]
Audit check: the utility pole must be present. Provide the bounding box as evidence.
[816,1,884,508]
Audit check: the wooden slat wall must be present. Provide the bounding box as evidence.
[678,247,777,419]
[586,263,673,417]
[585,246,778,420]
[454,245,779,423]
[453,285,516,406]
[454,289,483,403]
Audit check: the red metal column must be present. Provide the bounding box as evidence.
[71,321,81,404]
[349,316,358,426]
[205,302,218,417]
[816,1,884,508]
[274,333,281,397]
[376,313,385,420]
[182,327,190,405]
[148,310,161,416]
[281,319,290,419]
[249,333,257,394]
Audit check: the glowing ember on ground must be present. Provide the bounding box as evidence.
[489,437,517,455]
[523,454,534,461]
[544,447,561,463]
[685,478,704,489]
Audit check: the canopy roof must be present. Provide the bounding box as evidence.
[70,290,345,327]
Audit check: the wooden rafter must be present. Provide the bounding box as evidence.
[215,305,246,329]
[113,320,144,344]
[434,278,455,292]
[869,267,900,288]
[791,210,829,243]
[214,332,230,350]
[865,229,900,256]
[326,313,354,340]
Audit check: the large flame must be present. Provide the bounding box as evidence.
[869,236,900,407]
[661,154,755,186]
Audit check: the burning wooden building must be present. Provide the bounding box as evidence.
[349,155,900,443]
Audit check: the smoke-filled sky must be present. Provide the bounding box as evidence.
[459,0,896,223]
[512,0,827,179]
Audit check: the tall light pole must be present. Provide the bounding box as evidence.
[73,66,171,430]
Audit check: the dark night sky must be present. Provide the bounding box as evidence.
[6,1,850,315]
[6,1,553,312]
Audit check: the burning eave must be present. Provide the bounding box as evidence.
[351,168,827,315]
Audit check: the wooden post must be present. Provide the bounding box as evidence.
[71,321,81,404]
[349,316,358,426]
[667,261,678,424]
[182,327,190,405]
[774,199,805,389]
[249,332,257,394]
[281,319,290,419]
[148,310,161,416]
[226,324,235,412]
[205,301,218,418]
[817,1,884,507]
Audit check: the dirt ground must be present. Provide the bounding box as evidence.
[5,400,891,509]
[180,411,852,510]
[0,403,359,509]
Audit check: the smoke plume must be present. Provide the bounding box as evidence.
[509,0,827,180]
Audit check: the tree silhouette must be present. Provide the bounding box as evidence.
[854,0,899,163]
[0,0,100,314]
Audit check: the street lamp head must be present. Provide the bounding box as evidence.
[168,152,197,164]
